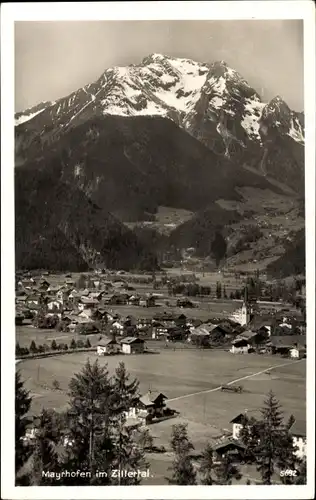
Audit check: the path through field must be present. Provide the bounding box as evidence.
[167,358,303,402]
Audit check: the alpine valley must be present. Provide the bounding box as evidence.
[15,54,305,276]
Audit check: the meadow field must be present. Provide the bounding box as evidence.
[17,347,306,484]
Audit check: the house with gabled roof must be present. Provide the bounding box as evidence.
[120,336,145,354]
[126,390,168,423]
[78,296,99,311]
[97,337,119,356]
[267,335,306,356]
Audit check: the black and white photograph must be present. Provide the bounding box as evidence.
[1,2,315,499]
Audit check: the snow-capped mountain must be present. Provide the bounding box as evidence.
[15,53,304,146]
[15,54,305,273]
[15,53,304,193]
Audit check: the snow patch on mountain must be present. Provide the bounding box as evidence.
[15,108,45,126]
[241,99,265,141]
[288,117,304,144]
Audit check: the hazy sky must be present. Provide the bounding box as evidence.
[15,20,304,112]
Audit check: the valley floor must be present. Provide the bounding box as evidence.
[17,349,306,484]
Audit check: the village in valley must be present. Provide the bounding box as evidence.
[11,15,309,489]
[15,266,307,484]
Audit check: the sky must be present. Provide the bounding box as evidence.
[15,20,304,112]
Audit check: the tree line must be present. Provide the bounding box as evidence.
[16,362,306,486]
[15,338,92,357]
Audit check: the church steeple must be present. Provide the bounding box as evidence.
[241,286,250,326]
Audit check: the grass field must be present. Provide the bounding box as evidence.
[17,349,305,484]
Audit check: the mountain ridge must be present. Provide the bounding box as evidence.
[15,53,305,275]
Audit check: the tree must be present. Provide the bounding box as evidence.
[109,362,147,485]
[216,281,222,299]
[61,359,114,484]
[111,362,139,414]
[29,340,37,353]
[52,379,60,390]
[16,342,22,356]
[135,428,154,451]
[50,339,57,351]
[85,338,91,348]
[15,372,32,484]
[213,454,242,485]
[240,391,298,485]
[167,424,197,485]
[30,409,62,485]
[199,443,215,484]
[70,338,77,349]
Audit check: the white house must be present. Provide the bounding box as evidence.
[97,338,119,356]
[47,299,63,312]
[120,337,145,354]
[291,420,307,458]
[111,320,124,333]
[289,347,306,359]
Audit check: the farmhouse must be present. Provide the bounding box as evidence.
[126,390,168,423]
[230,411,306,458]
[267,335,306,356]
[97,338,119,356]
[230,410,262,439]
[212,439,246,462]
[230,338,251,354]
[120,337,145,354]
[78,297,99,311]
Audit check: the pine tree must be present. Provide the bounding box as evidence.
[111,362,139,414]
[61,359,114,484]
[85,338,91,348]
[213,454,242,485]
[16,342,22,356]
[167,424,197,485]
[51,339,57,351]
[256,391,284,484]
[242,391,298,485]
[109,362,147,485]
[216,282,222,299]
[110,423,148,485]
[135,427,154,451]
[29,340,37,353]
[70,339,77,350]
[30,409,62,485]
[15,372,32,484]
[239,415,263,463]
[199,443,215,484]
